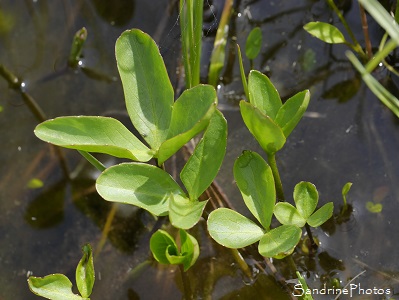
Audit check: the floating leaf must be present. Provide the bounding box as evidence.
[76,244,94,298]
[28,274,81,300]
[245,27,262,60]
[27,178,44,189]
[207,208,264,248]
[96,163,184,216]
[307,202,334,227]
[169,194,208,229]
[35,116,152,162]
[304,22,346,44]
[116,29,174,149]
[258,225,301,258]
[273,202,306,227]
[234,151,275,229]
[240,101,286,155]
[366,201,383,213]
[248,70,282,119]
[293,182,318,220]
[180,110,227,200]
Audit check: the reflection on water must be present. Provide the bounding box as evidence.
[1,0,399,299]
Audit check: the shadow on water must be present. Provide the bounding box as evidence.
[2,0,399,299]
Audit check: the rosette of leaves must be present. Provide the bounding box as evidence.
[207,151,302,259]
[34,29,227,229]
[28,244,95,300]
[239,70,310,156]
[273,182,334,228]
[150,229,199,271]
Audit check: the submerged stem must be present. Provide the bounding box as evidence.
[179,264,193,300]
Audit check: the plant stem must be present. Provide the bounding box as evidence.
[77,150,106,172]
[230,248,253,279]
[179,264,193,300]
[304,223,318,252]
[358,3,373,60]
[267,153,285,201]
[236,44,249,100]
[366,38,398,73]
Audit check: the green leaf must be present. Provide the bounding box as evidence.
[307,202,334,227]
[303,22,346,44]
[366,201,383,213]
[180,110,227,200]
[116,29,173,149]
[150,230,178,265]
[294,182,318,220]
[258,225,302,259]
[207,208,265,248]
[28,274,82,300]
[248,70,282,119]
[157,85,217,165]
[273,202,306,227]
[34,116,152,162]
[76,244,94,298]
[179,229,200,271]
[342,182,353,196]
[27,178,44,189]
[275,90,310,138]
[234,151,275,229]
[96,163,184,216]
[240,101,286,155]
[245,27,262,60]
[169,194,208,229]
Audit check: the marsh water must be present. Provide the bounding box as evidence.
[1,0,399,299]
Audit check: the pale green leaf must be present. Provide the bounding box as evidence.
[169,194,208,229]
[96,163,184,216]
[28,274,82,300]
[248,70,282,119]
[240,101,286,155]
[258,225,302,258]
[179,229,200,271]
[150,230,178,264]
[116,29,173,149]
[76,244,94,298]
[207,208,264,248]
[304,22,346,44]
[307,202,334,227]
[180,109,227,200]
[294,181,318,220]
[234,151,275,229]
[245,27,262,60]
[273,202,306,227]
[34,116,152,162]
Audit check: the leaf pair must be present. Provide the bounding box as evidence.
[240,70,310,155]
[150,229,199,271]
[274,182,333,228]
[28,244,94,300]
[207,151,301,259]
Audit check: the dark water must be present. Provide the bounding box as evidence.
[1,0,399,299]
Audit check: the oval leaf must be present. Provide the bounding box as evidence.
[158,85,217,164]
[274,202,306,227]
[240,101,286,155]
[76,244,94,298]
[248,70,282,119]
[207,208,264,248]
[116,29,173,149]
[234,151,275,229]
[180,109,227,200]
[150,230,178,265]
[28,274,81,300]
[294,181,318,220]
[304,22,346,44]
[258,225,302,258]
[245,27,262,60]
[307,202,334,227]
[35,116,153,162]
[169,194,208,229]
[96,163,184,216]
[275,90,310,138]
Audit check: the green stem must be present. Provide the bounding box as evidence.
[77,150,106,172]
[230,249,253,279]
[267,153,285,201]
[366,38,398,73]
[304,223,318,252]
[395,0,399,24]
[179,264,193,300]
[236,44,249,100]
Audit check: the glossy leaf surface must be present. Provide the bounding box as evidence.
[76,244,94,298]
[303,22,346,44]
[116,29,173,149]
[28,274,81,300]
[240,101,286,155]
[234,151,275,229]
[207,208,264,248]
[150,230,178,265]
[96,163,183,216]
[179,229,200,271]
[248,70,282,119]
[245,27,262,59]
[273,202,306,227]
[294,182,318,220]
[258,225,301,258]
[180,110,227,200]
[307,202,334,227]
[169,194,208,229]
[35,116,152,162]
